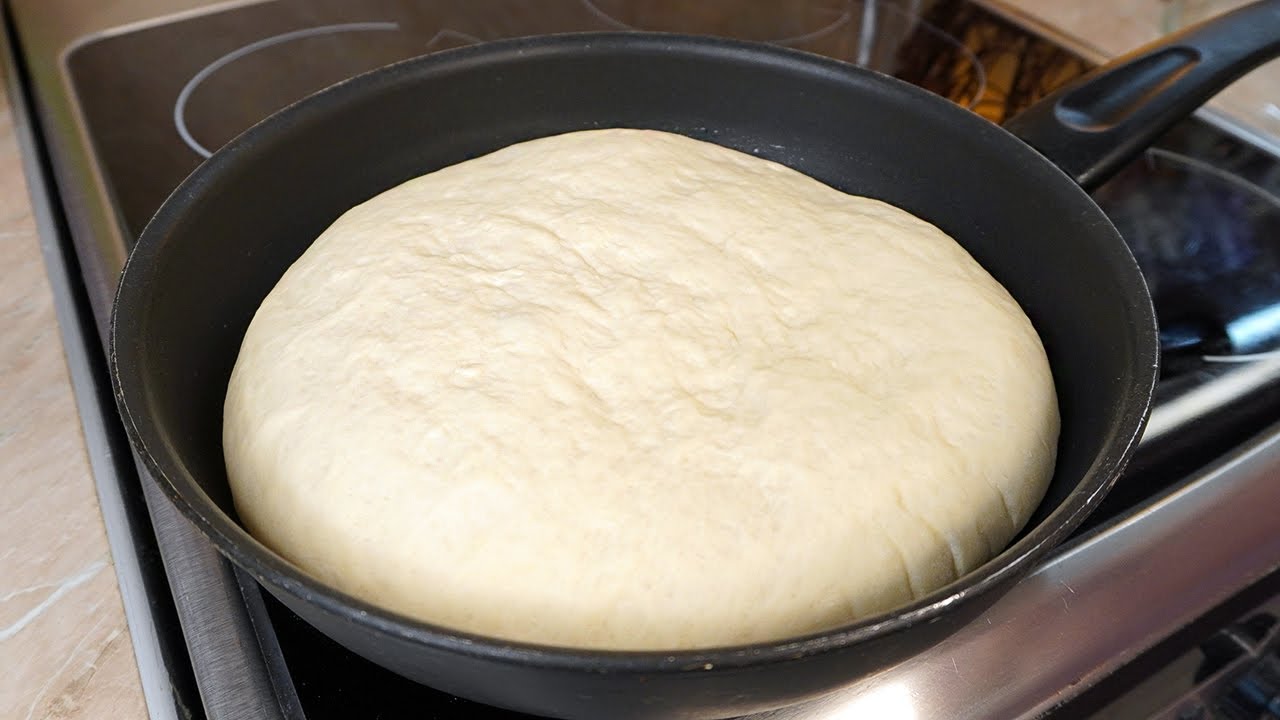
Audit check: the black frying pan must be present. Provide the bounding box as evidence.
[110,3,1280,718]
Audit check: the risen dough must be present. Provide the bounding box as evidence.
[224,129,1058,650]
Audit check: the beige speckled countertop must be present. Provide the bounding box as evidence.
[0,90,148,717]
[1,2,1276,718]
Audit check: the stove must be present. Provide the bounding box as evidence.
[6,1,1280,718]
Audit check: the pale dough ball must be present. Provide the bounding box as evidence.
[223,128,1058,650]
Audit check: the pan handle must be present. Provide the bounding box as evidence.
[1002,0,1280,191]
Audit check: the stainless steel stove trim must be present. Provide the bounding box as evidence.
[140,476,289,720]
[1144,360,1280,443]
[757,418,1280,719]
[234,567,307,719]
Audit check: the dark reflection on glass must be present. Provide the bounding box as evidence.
[1094,147,1280,376]
[68,0,999,239]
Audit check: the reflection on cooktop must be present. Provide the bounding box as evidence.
[582,0,986,104]
[67,0,997,238]
[1095,144,1280,376]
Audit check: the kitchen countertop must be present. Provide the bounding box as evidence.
[1,2,1277,718]
[0,88,148,717]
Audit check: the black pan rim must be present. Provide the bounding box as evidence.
[109,31,1159,674]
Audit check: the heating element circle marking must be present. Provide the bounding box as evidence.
[173,21,401,159]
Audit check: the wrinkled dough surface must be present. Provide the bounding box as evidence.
[224,129,1059,650]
